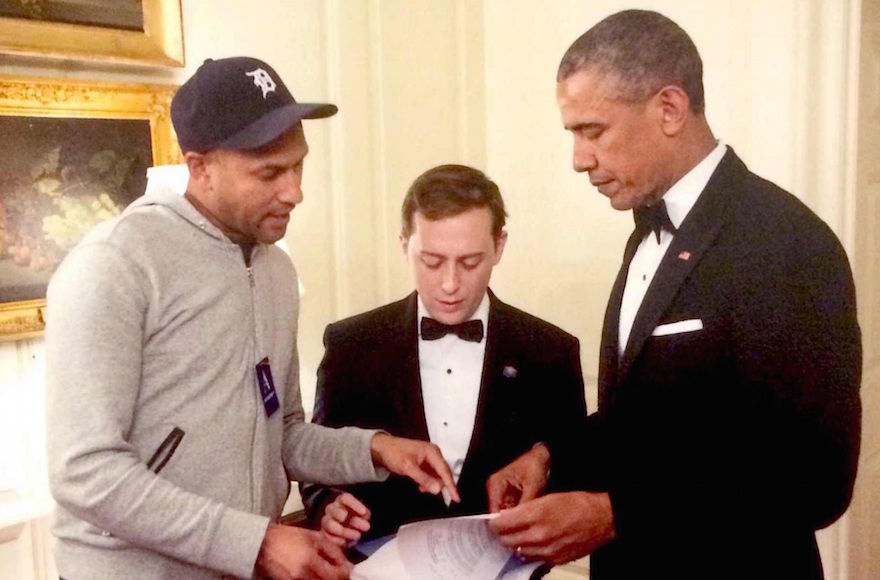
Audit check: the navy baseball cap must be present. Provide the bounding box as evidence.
[171,56,337,153]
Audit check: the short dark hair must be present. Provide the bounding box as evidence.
[557,9,705,114]
[401,164,507,239]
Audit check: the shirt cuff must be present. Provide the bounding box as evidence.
[361,429,390,481]
[204,508,270,578]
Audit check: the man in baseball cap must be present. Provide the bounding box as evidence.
[46,56,459,580]
[170,56,338,246]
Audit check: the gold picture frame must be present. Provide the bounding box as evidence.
[0,0,184,67]
[0,75,181,342]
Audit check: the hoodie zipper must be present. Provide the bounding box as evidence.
[246,254,258,512]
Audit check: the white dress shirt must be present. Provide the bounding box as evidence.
[618,141,727,355]
[418,293,489,489]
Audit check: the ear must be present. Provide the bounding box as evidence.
[399,233,410,257]
[492,230,508,265]
[184,151,210,186]
[655,85,690,137]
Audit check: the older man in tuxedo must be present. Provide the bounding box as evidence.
[302,164,587,543]
[487,10,861,580]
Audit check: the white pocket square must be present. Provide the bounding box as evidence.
[652,319,703,336]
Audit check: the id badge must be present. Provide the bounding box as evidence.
[256,357,280,417]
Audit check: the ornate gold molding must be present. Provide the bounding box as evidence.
[0,300,45,344]
[0,76,181,165]
[0,0,184,67]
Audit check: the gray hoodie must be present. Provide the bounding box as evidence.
[46,188,383,579]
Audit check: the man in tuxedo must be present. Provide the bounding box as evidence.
[301,164,587,543]
[488,10,862,579]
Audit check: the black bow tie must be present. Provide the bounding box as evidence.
[420,317,484,342]
[633,199,677,243]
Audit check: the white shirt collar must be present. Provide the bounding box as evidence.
[417,292,490,338]
[662,141,727,228]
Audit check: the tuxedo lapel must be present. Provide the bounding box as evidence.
[599,227,645,407]
[391,292,430,440]
[460,291,502,469]
[617,149,739,382]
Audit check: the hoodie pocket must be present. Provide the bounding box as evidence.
[146,426,185,474]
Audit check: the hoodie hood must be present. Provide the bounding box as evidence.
[128,186,229,243]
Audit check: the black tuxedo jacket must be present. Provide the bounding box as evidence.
[301,290,586,538]
[556,149,862,580]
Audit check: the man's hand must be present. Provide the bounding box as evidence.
[487,443,551,512]
[321,492,371,546]
[488,491,615,565]
[370,433,460,503]
[256,523,353,580]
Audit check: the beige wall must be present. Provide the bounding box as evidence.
[0,1,870,578]
[2,0,859,419]
[849,1,880,577]
[312,0,488,391]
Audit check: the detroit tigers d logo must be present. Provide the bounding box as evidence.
[246,68,276,99]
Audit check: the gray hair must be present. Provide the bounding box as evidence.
[557,10,705,114]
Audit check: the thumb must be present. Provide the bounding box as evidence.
[487,477,518,512]
[519,478,542,503]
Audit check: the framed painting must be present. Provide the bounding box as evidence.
[0,0,184,66]
[0,75,181,342]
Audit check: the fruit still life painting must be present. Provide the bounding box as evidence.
[0,116,151,302]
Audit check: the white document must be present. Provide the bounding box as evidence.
[351,514,544,580]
